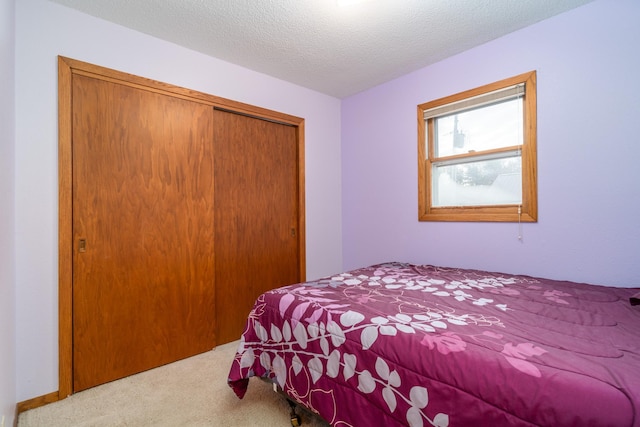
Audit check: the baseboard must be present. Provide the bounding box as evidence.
[16,391,60,415]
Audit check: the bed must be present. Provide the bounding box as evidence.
[227,262,640,426]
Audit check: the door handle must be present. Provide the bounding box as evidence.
[79,239,87,253]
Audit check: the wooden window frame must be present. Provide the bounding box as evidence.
[417,71,537,222]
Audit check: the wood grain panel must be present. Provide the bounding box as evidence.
[72,74,216,391]
[213,109,301,344]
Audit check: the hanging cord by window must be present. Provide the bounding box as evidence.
[517,205,523,241]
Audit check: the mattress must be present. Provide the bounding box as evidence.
[228,262,640,426]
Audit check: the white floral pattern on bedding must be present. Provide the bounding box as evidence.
[228,262,640,427]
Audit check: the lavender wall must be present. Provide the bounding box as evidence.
[0,0,16,424]
[342,0,640,287]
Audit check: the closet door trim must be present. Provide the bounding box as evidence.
[57,56,306,398]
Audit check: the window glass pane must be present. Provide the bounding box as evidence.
[432,156,522,207]
[435,98,523,157]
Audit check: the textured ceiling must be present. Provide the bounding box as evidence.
[49,0,594,98]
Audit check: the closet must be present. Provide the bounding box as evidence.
[213,109,302,344]
[58,57,305,394]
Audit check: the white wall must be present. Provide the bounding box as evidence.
[15,0,343,401]
[341,0,640,287]
[0,0,16,423]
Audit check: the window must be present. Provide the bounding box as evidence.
[418,71,537,222]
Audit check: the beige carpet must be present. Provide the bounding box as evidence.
[18,340,330,427]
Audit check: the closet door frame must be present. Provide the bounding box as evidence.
[57,56,306,399]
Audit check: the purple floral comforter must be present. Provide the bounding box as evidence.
[227,262,640,426]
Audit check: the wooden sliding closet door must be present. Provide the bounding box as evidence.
[214,109,301,344]
[72,74,216,392]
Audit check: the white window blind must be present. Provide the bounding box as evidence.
[423,83,525,120]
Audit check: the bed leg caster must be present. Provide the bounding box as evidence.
[287,399,302,426]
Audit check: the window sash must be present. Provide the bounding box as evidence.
[432,147,521,167]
